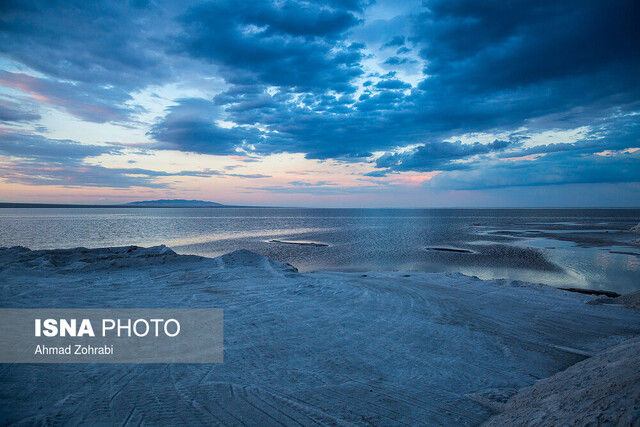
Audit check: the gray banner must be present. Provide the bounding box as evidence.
[0,309,223,363]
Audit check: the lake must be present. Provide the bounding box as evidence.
[0,207,638,293]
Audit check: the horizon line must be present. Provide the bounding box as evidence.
[1,202,640,210]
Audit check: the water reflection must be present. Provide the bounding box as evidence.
[0,207,638,293]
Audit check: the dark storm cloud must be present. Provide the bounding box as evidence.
[150,93,408,159]
[149,98,265,155]
[162,0,640,172]
[410,0,640,134]
[359,0,640,179]
[179,0,367,93]
[417,0,639,92]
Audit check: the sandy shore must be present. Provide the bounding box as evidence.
[1,245,639,425]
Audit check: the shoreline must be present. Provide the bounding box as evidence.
[1,245,639,425]
[1,243,632,297]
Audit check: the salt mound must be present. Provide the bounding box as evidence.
[484,337,640,426]
[587,290,640,309]
[615,291,640,308]
[0,246,299,275]
[0,245,183,272]
[215,249,298,275]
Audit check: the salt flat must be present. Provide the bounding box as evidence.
[1,245,639,425]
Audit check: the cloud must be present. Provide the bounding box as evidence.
[0,97,40,122]
[410,0,640,134]
[376,139,513,171]
[2,0,639,195]
[376,79,411,89]
[416,1,639,92]
[288,180,338,187]
[158,1,640,171]
[0,131,228,188]
[244,184,379,195]
[149,98,264,155]
[0,131,116,160]
[179,0,366,93]
[428,149,640,190]
[425,115,640,189]
[374,79,411,90]
[382,35,405,48]
[383,56,415,65]
[363,169,391,177]
[226,173,271,179]
[0,0,174,90]
[150,93,409,159]
[0,71,142,123]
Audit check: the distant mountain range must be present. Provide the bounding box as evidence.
[124,199,224,207]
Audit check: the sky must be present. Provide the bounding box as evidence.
[0,0,639,207]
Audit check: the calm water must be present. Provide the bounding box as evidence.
[0,208,639,293]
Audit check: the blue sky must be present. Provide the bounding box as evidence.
[0,0,638,207]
